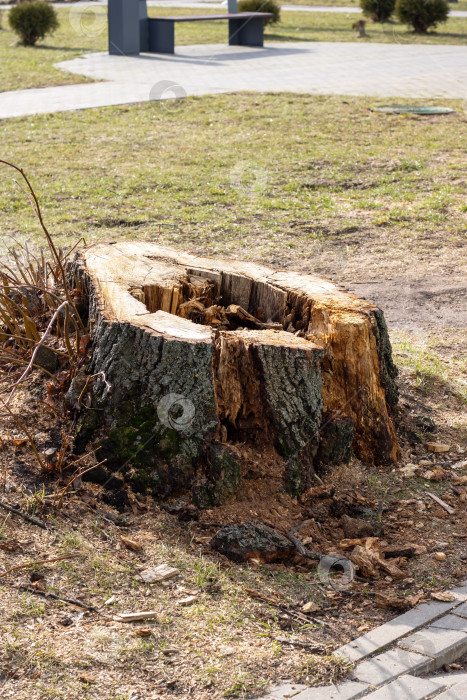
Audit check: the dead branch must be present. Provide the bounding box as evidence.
[286,521,323,560]
[0,553,81,579]
[0,499,48,529]
[17,585,100,613]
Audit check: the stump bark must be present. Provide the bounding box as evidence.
[70,242,399,500]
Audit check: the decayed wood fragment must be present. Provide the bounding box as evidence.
[70,242,399,500]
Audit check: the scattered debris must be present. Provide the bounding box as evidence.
[427,492,455,515]
[137,564,179,583]
[104,596,116,606]
[451,459,467,470]
[350,538,405,580]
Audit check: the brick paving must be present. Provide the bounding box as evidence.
[262,581,467,700]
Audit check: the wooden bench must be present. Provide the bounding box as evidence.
[147,13,273,54]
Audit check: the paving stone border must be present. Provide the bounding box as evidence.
[261,580,467,700]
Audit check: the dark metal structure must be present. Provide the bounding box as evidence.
[108,0,272,55]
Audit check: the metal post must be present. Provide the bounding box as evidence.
[227,0,238,12]
[108,0,141,55]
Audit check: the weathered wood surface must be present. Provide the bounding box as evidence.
[70,242,399,500]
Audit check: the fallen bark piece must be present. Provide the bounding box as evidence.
[382,543,426,559]
[453,475,467,485]
[115,610,158,622]
[138,564,179,583]
[426,442,450,453]
[375,593,424,611]
[431,591,457,602]
[451,459,467,470]
[71,242,399,501]
[427,492,455,515]
[119,535,143,551]
[212,522,294,563]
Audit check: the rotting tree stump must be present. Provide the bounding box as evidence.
[70,243,399,502]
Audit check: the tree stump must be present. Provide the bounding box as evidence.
[70,242,399,501]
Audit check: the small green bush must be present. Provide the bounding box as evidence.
[360,0,395,21]
[237,0,280,25]
[395,0,449,32]
[8,1,59,46]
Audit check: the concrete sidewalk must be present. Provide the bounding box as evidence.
[1,42,466,119]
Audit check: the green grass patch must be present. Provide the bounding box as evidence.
[391,331,467,403]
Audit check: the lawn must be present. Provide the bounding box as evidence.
[0,6,466,92]
[1,93,465,282]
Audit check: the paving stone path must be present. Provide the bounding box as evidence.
[261,581,467,699]
[1,41,466,119]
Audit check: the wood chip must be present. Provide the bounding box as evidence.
[78,674,96,684]
[434,552,447,562]
[134,628,153,637]
[302,601,320,613]
[115,610,158,622]
[427,492,455,515]
[119,535,143,551]
[426,442,450,453]
[431,591,456,602]
[138,564,179,583]
[179,595,197,606]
